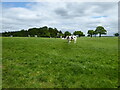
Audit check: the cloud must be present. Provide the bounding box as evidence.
[2,2,118,36]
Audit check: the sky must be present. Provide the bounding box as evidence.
[1,1,118,36]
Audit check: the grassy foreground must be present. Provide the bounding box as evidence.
[2,37,118,88]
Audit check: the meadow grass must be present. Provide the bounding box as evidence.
[2,37,118,88]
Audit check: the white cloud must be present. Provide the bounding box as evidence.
[2,2,118,36]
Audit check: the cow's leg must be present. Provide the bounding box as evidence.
[68,40,69,43]
[74,39,76,43]
[68,40,71,44]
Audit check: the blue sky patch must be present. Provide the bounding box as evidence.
[92,16,108,18]
[2,2,36,8]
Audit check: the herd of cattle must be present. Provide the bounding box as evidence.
[62,35,77,43]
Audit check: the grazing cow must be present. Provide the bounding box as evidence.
[66,35,77,43]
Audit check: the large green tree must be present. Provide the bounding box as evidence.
[64,31,71,37]
[95,26,107,37]
[73,31,85,37]
[87,30,94,37]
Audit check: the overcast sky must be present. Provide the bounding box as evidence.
[1,1,118,36]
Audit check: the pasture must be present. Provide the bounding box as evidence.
[2,37,118,88]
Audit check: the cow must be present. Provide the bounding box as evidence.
[66,35,77,43]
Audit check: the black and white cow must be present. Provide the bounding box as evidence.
[66,35,77,43]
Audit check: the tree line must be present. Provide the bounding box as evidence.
[2,26,85,38]
[1,26,119,37]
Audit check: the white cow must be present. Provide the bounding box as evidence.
[66,35,77,43]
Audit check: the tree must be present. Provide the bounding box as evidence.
[48,27,58,38]
[114,33,119,36]
[73,31,85,37]
[93,31,98,37]
[87,30,94,37]
[58,30,63,38]
[95,26,107,37]
[28,28,38,37]
[19,29,28,37]
[45,32,50,37]
[64,31,71,37]
[2,31,9,37]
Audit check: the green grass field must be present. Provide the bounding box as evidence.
[2,37,118,88]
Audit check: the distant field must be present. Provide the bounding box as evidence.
[2,37,118,88]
